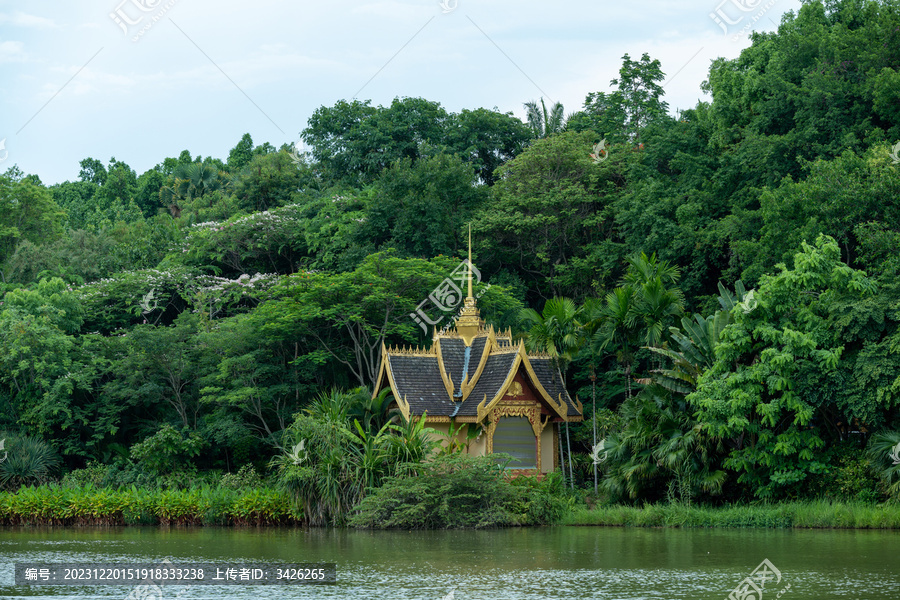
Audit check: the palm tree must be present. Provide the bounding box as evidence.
[576,297,605,493]
[600,388,725,503]
[591,286,641,399]
[866,431,900,498]
[523,98,567,138]
[519,297,580,373]
[518,297,580,487]
[159,162,224,216]
[622,251,680,287]
[644,311,730,394]
[643,280,748,393]
[623,253,684,348]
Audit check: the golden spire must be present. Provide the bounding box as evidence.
[468,223,473,300]
[455,222,483,346]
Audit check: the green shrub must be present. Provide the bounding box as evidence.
[349,454,567,529]
[220,465,265,490]
[0,432,61,489]
[866,431,900,498]
[61,462,110,488]
[272,403,437,526]
[816,444,881,502]
[129,424,204,476]
[510,471,573,525]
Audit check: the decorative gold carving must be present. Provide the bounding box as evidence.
[519,351,570,422]
[485,402,543,472]
[459,332,493,401]
[476,348,522,422]
[396,394,411,422]
[424,415,451,423]
[489,345,521,355]
[454,297,484,347]
[540,413,551,433]
[507,381,524,398]
[372,342,389,399]
[378,347,404,411]
[435,339,456,399]
[494,327,513,346]
[452,416,479,423]
[476,394,490,423]
[387,345,433,356]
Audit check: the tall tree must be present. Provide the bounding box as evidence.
[689,235,877,499]
[523,98,566,138]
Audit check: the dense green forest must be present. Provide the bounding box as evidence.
[1,0,900,516]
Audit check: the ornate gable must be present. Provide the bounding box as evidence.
[372,233,581,423]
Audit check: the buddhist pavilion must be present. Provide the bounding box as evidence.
[373,244,582,474]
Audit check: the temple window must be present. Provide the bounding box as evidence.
[492,416,537,469]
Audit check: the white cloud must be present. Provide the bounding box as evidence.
[4,0,805,184]
[0,40,26,62]
[0,11,59,29]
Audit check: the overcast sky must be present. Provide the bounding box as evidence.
[1,0,802,185]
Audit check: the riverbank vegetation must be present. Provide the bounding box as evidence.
[563,501,900,529]
[1,0,899,527]
[0,482,300,526]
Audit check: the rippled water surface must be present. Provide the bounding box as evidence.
[1,526,898,599]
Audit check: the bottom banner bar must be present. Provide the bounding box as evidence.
[15,563,336,585]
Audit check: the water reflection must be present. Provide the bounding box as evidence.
[0,526,897,599]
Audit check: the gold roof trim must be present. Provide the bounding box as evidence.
[489,345,522,355]
[435,318,490,341]
[476,340,528,422]
[396,394,411,422]
[376,344,413,421]
[475,340,575,423]
[459,327,494,402]
[519,349,573,421]
[386,344,434,356]
[372,343,390,398]
[434,338,456,399]
[421,414,481,424]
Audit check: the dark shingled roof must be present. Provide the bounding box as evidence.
[456,351,518,417]
[529,357,580,417]
[379,330,581,420]
[438,337,487,397]
[387,355,455,417]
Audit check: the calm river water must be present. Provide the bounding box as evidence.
[0,526,897,599]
